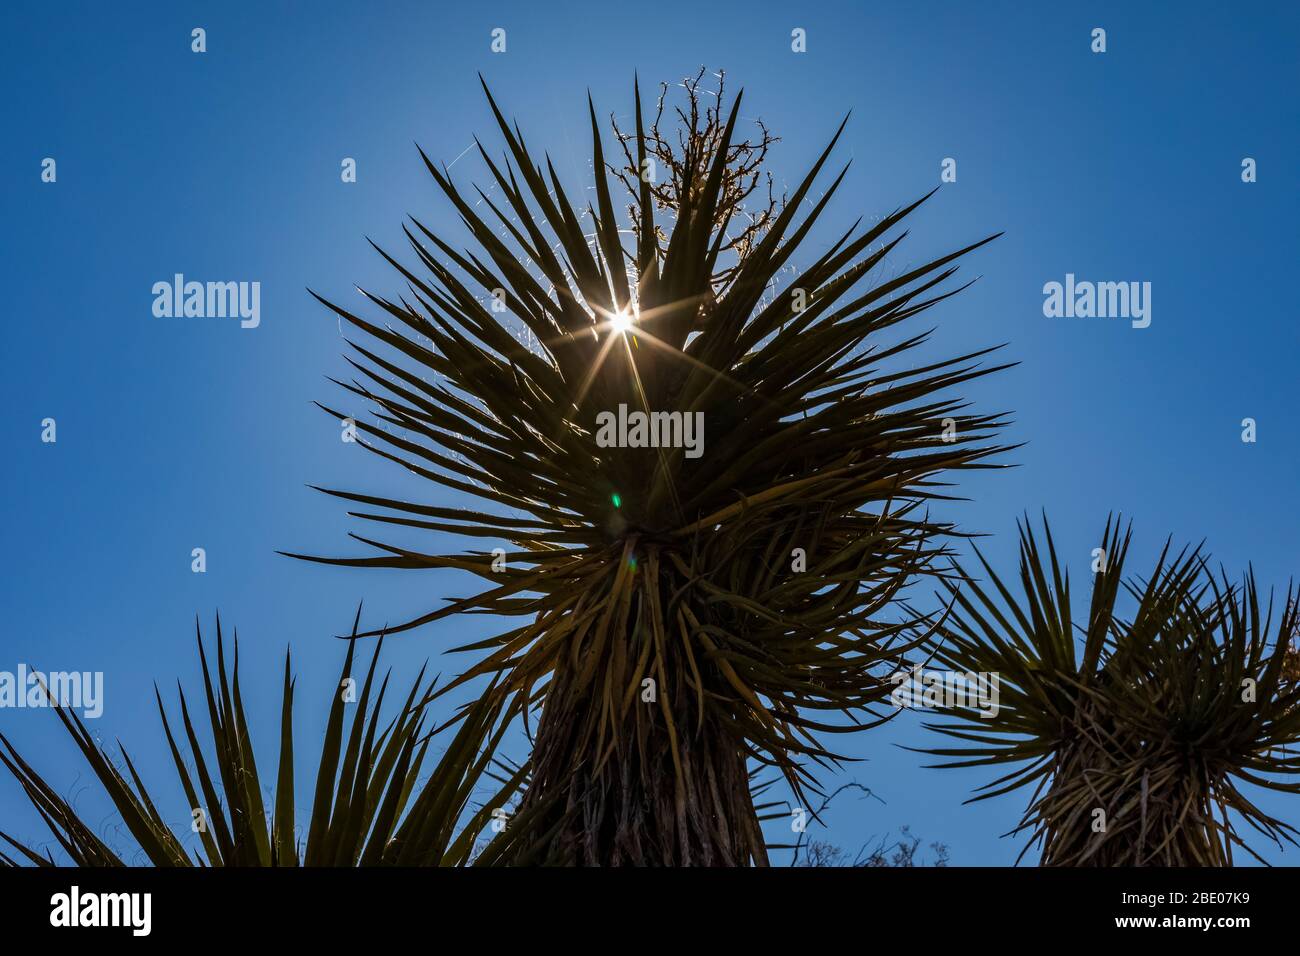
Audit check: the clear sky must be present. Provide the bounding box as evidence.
[3,0,1298,865]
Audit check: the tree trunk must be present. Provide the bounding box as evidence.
[1038,711,1223,866]
[505,546,768,866]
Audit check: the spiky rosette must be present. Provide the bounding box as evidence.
[921,517,1300,866]
[293,76,1010,864]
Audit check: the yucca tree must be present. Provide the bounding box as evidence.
[921,518,1300,865]
[0,612,525,867]
[293,74,1010,865]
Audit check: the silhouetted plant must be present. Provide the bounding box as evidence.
[920,518,1300,866]
[0,613,524,867]
[609,67,780,283]
[294,76,1009,865]
[797,828,950,867]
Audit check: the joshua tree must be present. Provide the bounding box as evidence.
[293,72,1009,865]
[0,614,522,867]
[920,518,1300,866]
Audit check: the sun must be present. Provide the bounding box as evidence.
[610,308,635,334]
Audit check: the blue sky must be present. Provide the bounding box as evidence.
[2,0,1297,865]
